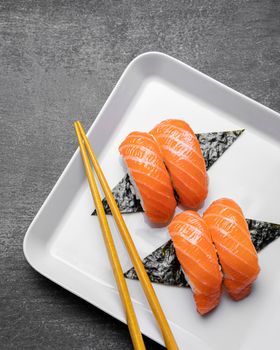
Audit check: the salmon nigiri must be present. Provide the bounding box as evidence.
[168,211,222,315]
[150,119,208,209]
[119,131,176,224]
[203,198,260,301]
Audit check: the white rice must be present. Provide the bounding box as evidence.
[119,157,146,211]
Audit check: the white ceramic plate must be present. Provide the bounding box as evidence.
[24,52,280,350]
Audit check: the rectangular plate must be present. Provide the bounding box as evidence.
[24,52,280,350]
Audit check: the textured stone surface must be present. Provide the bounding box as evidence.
[0,0,279,349]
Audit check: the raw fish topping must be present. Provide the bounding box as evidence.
[124,218,280,287]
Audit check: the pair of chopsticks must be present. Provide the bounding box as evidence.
[74,121,178,350]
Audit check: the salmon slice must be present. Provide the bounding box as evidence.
[168,211,222,315]
[150,119,208,209]
[203,198,260,301]
[119,132,176,224]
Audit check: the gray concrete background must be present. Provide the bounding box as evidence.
[0,0,279,349]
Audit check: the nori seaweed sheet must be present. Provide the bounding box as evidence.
[97,174,143,214]
[246,218,280,252]
[93,129,244,215]
[124,218,280,287]
[196,129,244,170]
[124,239,189,287]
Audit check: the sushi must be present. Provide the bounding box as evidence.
[124,217,280,288]
[168,211,222,315]
[119,131,176,224]
[203,198,260,301]
[94,129,244,215]
[150,119,208,209]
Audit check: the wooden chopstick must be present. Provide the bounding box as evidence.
[74,123,146,350]
[76,121,179,350]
